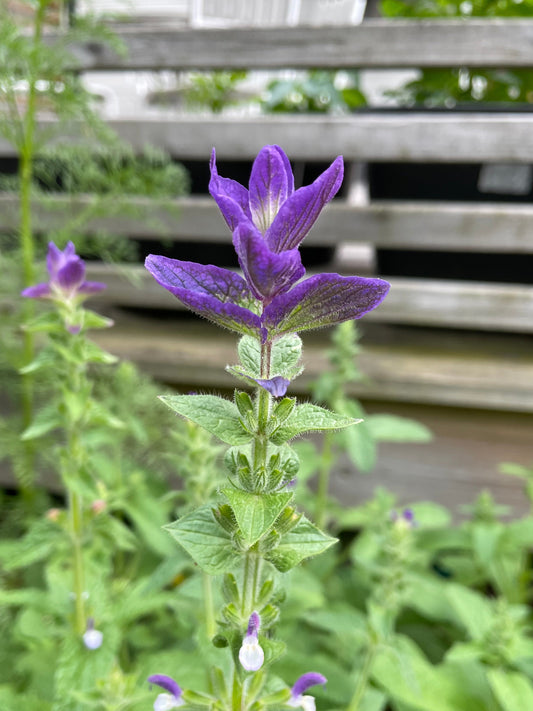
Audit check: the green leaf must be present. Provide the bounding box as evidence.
[159,394,252,445]
[266,515,336,571]
[22,311,63,333]
[165,504,241,574]
[236,334,302,379]
[81,340,118,364]
[366,414,432,443]
[82,309,114,330]
[271,334,303,378]
[445,584,493,640]
[222,488,293,545]
[21,404,62,441]
[270,403,360,445]
[19,346,57,374]
[238,336,261,376]
[338,419,376,472]
[487,670,533,711]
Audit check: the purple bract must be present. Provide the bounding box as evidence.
[145,146,389,342]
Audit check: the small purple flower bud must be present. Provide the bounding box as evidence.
[82,618,103,650]
[239,611,264,672]
[390,508,416,529]
[288,673,327,711]
[148,675,184,711]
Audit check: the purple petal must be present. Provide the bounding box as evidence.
[256,376,290,397]
[46,241,65,278]
[263,274,390,337]
[266,156,343,253]
[403,508,414,522]
[56,257,85,293]
[78,281,107,294]
[291,672,327,698]
[249,145,292,233]
[21,283,52,299]
[233,222,304,301]
[145,255,261,336]
[148,675,182,699]
[247,611,261,637]
[209,148,252,231]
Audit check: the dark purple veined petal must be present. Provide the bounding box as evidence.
[145,255,261,336]
[265,156,343,253]
[249,145,292,233]
[56,257,86,293]
[263,273,390,337]
[233,222,304,301]
[21,283,52,299]
[291,672,327,698]
[209,148,252,231]
[148,674,182,699]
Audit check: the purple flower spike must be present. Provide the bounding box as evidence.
[145,254,261,337]
[289,673,327,711]
[22,241,106,302]
[239,611,264,672]
[148,675,184,711]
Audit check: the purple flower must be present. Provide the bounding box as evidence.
[288,673,327,711]
[145,146,390,342]
[234,372,291,397]
[22,241,105,303]
[239,611,264,672]
[148,675,184,711]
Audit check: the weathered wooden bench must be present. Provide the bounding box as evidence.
[3,20,533,512]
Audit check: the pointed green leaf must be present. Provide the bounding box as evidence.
[222,488,293,545]
[366,414,432,443]
[164,504,241,574]
[266,515,336,572]
[159,394,252,445]
[488,670,533,711]
[238,336,261,376]
[21,404,62,441]
[271,334,303,378]
[270,403,360,445]
[82,309,114,330]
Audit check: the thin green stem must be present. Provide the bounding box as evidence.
[19,0,47,498]
[241,553,261,619]
[202,572,216,639]
[315,431,334,530]
[346,644,376,711]
[69,488,86,635]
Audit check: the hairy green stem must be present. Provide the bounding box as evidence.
[315,431,334,530]
[69,488,86,635]
[347,644,376,711]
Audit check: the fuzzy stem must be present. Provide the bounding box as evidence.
[346,644,376,711]
[315,431,334,530]
[69,488,86,635]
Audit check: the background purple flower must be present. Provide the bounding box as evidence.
[22,241,105,302]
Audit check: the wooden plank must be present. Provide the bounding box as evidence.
[61,21,533,70]
[4,195,533,253]
[3,114,533,162]
[91,314,533,412]
[86,263,533,333]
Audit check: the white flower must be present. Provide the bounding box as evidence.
[238,633,265,672]
[153,693,185,711]
[82,628,103,650]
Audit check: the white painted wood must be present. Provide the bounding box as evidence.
[5,114,533,162]
[5,195,533,252]
[59,21,533,71]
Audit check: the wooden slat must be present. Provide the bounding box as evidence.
[86,262,533,333]
[4,194,533,253]
[4,114,533,162]
[60,21,533,70]
[91,315,533,412]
